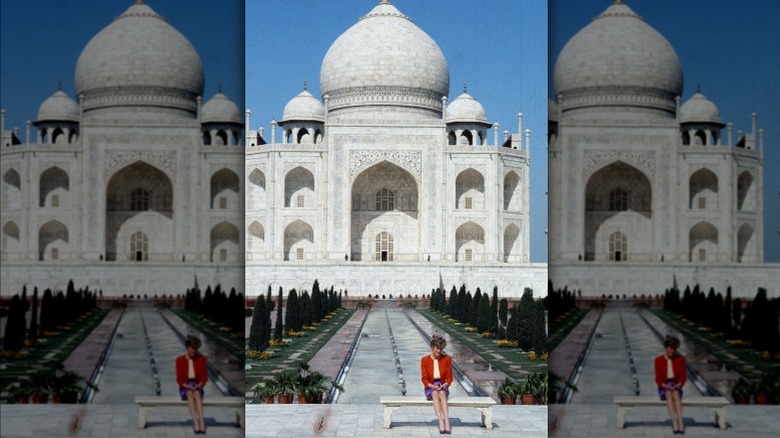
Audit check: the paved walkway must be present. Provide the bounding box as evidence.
[0,404,243,437]
[246,404,548,437]
[550,404,780,437]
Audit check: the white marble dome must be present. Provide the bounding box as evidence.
[75,2,203,99]
[548,98,559,123]
[37,89,79,122]
[446,92,488,124]
[679,92,722,125]
[319,1,449,113]
[282,89,325,122]
[201,92,242,124]
[554,1,682,99]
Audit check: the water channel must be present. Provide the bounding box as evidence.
[337,309,467,404]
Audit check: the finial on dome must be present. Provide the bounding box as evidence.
[57,80,62,91]
[303,80,307,91]
[613,0,624,4]
[218,83,222,93]
[696,82,701,93]
[463,82,467,93]
[135,0,145,4]
[380,0,390,4]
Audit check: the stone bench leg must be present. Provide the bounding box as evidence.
[383,406,400,429]
[137,406,151,429]
[236,408,245,428]
[476,407,493,430]
[713,407,726,430]
[616,405,630,428]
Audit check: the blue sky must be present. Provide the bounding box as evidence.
[0,0,244,133]
[550,0,780,262]
[246,0,549,263]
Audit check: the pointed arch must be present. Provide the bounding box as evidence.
[737,223,755,263]
[689,168,718,210]
[503,223,520,262]
[248,168,266,210]
[737,171,754,211]
[284,166,315,208]
[247,220,265,261]
[38,220,68,261]
[503,171,521,211]
[210,221,239,262]
[283,220,313,261]
[211,168,240,210]
[689,221,718,262]
[2,221,20,254]
[39,166,69,208]
[3,168,22,210]
[455,168,485,209]
[455,221,484,262]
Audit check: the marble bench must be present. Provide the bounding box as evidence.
[134,396,244,429]
[380,396,496,429]
[614,396,729,430]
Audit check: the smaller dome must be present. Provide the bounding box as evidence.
[548,98,559,123]
[37,89,79,123]
[446,92,488,124]
[679,92,722,125]
[282,89,325,123]
[201,92,242,124]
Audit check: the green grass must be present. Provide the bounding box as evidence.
[0,308,109,401]
[652,309,780,381]
[171,309,244,359]
[417,309,547,382]
[548,308,590,351]
[244,308,355,393]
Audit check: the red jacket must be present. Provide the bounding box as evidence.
[175,354,208,388]
[420,354,453,388]
[654,354,686,388]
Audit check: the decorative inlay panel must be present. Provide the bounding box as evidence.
[104,150,176,179]
[583,150,655,178]
[349,150,421,178]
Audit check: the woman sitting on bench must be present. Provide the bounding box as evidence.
[655,334,686,434]
[176,335,208,434]
[421,334,453,434]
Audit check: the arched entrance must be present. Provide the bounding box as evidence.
[351,161,418,261]
[584,161,652,261]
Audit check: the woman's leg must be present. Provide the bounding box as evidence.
[664,393,677,431]
[191,390,206,432]
[431,392,445,431]
[186,391,200,431]
[670,390,683,432]
[436,391,450,431]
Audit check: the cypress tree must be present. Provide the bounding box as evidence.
[506,303,519,343]
[498,298,509,338]
[476,293,491,333]
[491,286,498,335]
[457,285,467,322]
[531,300,547,352]
[312,280,322,322]
[285,289,301,332]
[3,295,25,351]
[248,295,266,351]
[732,298,742,332]
[275,288,284,342]
[29,287,39,342]
[300,291,312,327]
[517,288,536,350]
[471,289,482,326]
[446,286,456,318]
[267,286,274,312]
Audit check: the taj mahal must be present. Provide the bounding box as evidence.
[0,1,244,295]
[245,1,546,297]
[548,1,776,297]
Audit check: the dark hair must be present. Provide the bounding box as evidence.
[185,335,202,350]
[664,335,680,350]
[430,334,447,350]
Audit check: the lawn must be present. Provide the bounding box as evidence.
[417,308,547,382]
[244,308,355,394]
[0,308,109,402]
[548,307,590,351]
